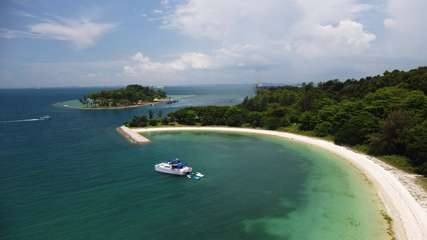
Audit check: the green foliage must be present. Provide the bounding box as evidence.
[161,117,169,125]
[405,120,427,175]
[314,121,332,137]
[379,155,416,173]
[149,119,159,126]
[168,106,229,126]
[299,112,318,131]
[261,116,282,130]
[224,107,247,126]
[368,110,410,155]
[170,108,198,125]
[157,110,163,118]
[335,111,378,145]
[247,112,263,127]
[128,116,148,127]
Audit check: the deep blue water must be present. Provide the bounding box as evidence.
[0,85,264,239]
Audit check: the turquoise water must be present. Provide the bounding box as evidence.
[0,86,389,239]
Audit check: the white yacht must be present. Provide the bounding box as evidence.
[154,159,192,175]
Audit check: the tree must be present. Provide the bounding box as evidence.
[149,119,158,126]
[368,110,410,155]
[262,116,281,130]
[172,109,197,125]
[314,122,332,137]
[224,107,246,126]
[148,110,154,119]
[335,111,378,146]
[161,117,169,125]
[247,112,263,127]
[197,106,228,125]
[157,110,163,118]
[266,104,288,118]
[128,116,148,127]
[299,112,318,131]
[405,121,427,174]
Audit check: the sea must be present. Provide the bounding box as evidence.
[0,85,389,240]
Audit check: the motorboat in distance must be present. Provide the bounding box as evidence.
[154,159,192,175]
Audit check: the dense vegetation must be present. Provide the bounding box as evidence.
[127,67,427,176]
[80,85,166,107]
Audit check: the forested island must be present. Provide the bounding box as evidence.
[79,84,169,108]
[126,67,427,176]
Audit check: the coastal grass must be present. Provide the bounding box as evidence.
[280,125,335,142]
[416,178,427,193]
[352,144,370,153]
[378,155,416,173]
[376,155,427,192]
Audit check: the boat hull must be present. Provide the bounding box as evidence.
[154,164,192,175]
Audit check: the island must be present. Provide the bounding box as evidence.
[78,84,175,109]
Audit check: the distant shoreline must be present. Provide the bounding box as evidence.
[72,102,157,110]
[118,126,427,240]
[55,100,159,110]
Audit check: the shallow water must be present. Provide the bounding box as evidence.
[0,86,389,240]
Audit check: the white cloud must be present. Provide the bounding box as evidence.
[166,0,298,42]
[124,0,384,82]
[0,18,115,48]
[124,51,216,75]
[382,0,427,56]
[124,43,282,77]
[30,18,116,48]
[0,28,39,39]
[164,0,376,59]
[175,52,214,70]
[290,20,376,58]
[294,0,373,24]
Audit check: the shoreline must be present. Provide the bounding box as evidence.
[59,101,158,110]
[118,126,427,240]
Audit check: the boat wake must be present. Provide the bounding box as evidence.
[0,115,51,123]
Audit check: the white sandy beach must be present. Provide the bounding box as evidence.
[119,126,427,240]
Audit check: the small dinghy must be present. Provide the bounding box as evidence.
[186,172,204,180]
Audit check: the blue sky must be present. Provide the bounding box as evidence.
[0,0,426,88]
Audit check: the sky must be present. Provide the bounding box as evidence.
[0,0,426,88]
